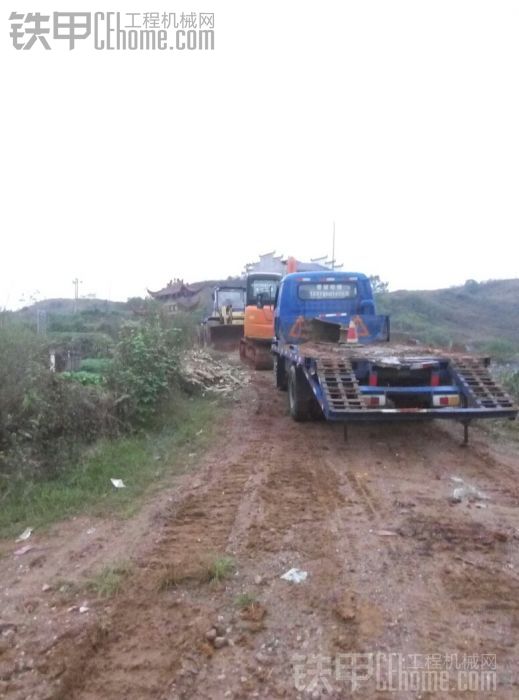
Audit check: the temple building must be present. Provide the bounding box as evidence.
[147,279,204,313]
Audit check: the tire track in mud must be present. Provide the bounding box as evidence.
[318,421,519,698]
[50,382,277,700]
[172,380,357,699]
[22,371,519,700]
[209,395,519,698]
[390,425,517,692]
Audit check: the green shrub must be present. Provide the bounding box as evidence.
[110,317,182,425]
[476,340,518,362]
[504,371,519,401]
[62,370,104,386]
[79,358,113,375]
[0,310,194,491]
[168,311,204,348]
[0,326,115,483]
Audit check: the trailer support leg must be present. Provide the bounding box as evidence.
[343,424,348,443]
[461,422,470,447]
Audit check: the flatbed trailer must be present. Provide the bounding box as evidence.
[276,340,516,415]
[271,271,517,442]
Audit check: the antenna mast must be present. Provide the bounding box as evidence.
[332,221,335,270]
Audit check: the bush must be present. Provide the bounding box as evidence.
[0,310,194,490]
[476,340,518,362]
[504,371,519,401]
[167,311,203,349]
[62,370,104,386]
[110,317,182,425]
[0,326,115,482]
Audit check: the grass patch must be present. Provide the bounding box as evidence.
[157,562,208,590]
[207,555,235,583]
[51,578,81,603]
[479,416,519,445]
[503,371,519,402]
[79,357,113,374]
[157,553,235,591]
[84,563,131,597]
[480,370,519,444]
[0,394,222,538]
[235,592,256,608]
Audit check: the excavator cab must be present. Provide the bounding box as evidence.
[240,272,282,369]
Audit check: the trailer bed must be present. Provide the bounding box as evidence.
[276,340,518,423]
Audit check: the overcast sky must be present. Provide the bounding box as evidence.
[2,0,518,308]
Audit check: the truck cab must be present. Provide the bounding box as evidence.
[274,271,386,345]
[272,271,517,431]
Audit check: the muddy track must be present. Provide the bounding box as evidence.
[1,368,519,699]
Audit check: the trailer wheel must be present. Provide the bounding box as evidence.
[288,364,313,421]
[275,356,288,391]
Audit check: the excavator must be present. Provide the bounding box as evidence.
[203,285,246,350]
[240,271,282,369]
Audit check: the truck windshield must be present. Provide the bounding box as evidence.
[217,289,245,309]
[298,283,357,300]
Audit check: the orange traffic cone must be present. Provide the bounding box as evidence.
[346,319,358,344]
[286,256,297,273]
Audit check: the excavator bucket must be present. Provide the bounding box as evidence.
[206,323,244,351]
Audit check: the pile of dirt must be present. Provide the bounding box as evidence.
[180,349,249,396]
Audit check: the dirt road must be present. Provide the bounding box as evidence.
[1,368,518,699]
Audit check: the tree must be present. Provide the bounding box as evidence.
[464,279,479,292]
[369,275,389,295]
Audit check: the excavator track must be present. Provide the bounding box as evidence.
[240,339,274,371]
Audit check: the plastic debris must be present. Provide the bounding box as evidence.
[280,568,308,584]
[375,530,398,537]
[14,545,33,557]
[16,527,33,542]
[110,479,126,489]
[450,476,464,484]
[79,603,89,614]
[450,483,489,503]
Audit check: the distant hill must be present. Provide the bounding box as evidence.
[16,298,128,316]
[11,278,518,359]
[377,278,519,357]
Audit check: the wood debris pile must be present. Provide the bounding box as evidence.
[180,350,249,395]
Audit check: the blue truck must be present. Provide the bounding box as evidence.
[272,271,517,443]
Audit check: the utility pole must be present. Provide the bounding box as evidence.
[72,278,82,313]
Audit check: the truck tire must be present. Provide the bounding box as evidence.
[288,364,313,421]
[275,356,288,391]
